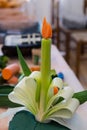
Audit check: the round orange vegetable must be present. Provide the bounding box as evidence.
[7,76,18,85]
[2,63,20,80]
[30,65,40,71]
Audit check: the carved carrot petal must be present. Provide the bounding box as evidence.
[42,17,52,39]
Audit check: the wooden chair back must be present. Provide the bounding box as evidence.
[51,0,87,48]
[51,0,59,48]
[84,0,87,14]
[51,0,59,25]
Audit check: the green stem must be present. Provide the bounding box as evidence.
[39,38,51,119]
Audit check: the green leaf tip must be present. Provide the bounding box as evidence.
[73,90,87,104]
[17,46,31,76]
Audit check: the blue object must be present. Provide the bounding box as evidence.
[57,72,64,80]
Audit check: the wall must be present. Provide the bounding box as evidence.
[35,0,51,23]
[24,0,51,23]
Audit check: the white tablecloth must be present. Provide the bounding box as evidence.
[0,45,87,130]
[51,45,87,130]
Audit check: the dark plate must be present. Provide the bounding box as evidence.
[2,44,41,57]
[0,84,22,107]
[0,84,14,94]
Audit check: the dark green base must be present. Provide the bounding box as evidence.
[9,110,70,130]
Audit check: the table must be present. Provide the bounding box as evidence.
[0,45,87,130]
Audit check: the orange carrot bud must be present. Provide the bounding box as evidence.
[53,87,59,95]
[42,17,52,39]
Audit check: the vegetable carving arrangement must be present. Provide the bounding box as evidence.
[0,18,87,130]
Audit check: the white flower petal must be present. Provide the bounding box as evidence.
[58,87,74,101]
[8,76,38,114]
[50,77,63,89]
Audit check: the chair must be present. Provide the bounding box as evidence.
[51,0,59,48]
[54,0,87,63]
[70,32,87,77]
[52,0,87,77]
[51,0,66,58]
